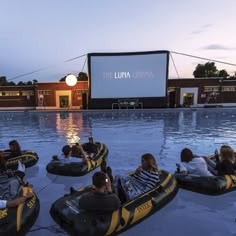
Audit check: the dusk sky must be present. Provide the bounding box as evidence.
[1,1,236,83]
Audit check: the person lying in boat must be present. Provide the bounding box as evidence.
[0,151,25,178]
[215,145,236,175]
[79,171,121,213]
[114,153,160,202]
[53,144,89,163]
[82,136,98,158]
[8,140,22,158]
[0,188,34,209]
[176,148,213,176]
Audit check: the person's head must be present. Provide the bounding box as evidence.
[180,148,194,163]
[71,144,81,157]
[141,153,158,172]
[220,145,235,162]
[62,145,72,157]
[92,171,107,189]
[9,140,21,152]
[88,136,94,143]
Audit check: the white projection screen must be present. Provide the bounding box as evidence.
[88,51,169,99]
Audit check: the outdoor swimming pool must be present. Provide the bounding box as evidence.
[1,108,236,236]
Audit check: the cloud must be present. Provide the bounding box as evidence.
[190,30,203,35]
[202,44,236,50]
[190,24,213,35]
[202,24,213,28]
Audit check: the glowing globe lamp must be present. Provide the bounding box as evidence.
[65,74,77,86]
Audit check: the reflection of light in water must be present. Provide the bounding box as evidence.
[55,113,83,144]
[67,131,80,145]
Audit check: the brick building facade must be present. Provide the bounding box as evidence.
[0,78,236,110]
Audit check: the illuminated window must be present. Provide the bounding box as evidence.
[204,86,219,92]
[222,86,236,92]
[22,90,34,96]
[38,90,51,95]
[0,91,19,96]
[76,89,88,94]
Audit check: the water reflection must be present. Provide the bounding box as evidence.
[1,109,236,236]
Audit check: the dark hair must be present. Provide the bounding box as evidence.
[141,153,158,172]
[181,148,194,163]
[92,171,106,188]
[9,140,21,152]
[71,145,81,157]
[62,145,72,155]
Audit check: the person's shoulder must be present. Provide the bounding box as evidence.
[192,157,205,163]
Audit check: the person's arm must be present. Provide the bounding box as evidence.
[78,144,89,162]
[176,163,188,174]
[6,191,34,208]
[105,174,113,193]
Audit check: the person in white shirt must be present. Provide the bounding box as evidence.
[53,144,88,163]
[176,148,213,176]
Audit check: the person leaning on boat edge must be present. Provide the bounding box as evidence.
[114,153,160,202]
[8,140,22,158]
[215,145,236,175]
[79,171,121,213]
[53,144,89,162]
[0,189,34,209]
[176,148,213,176]
[82,136,98,158]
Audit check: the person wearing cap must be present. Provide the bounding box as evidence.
[79,171,121,213]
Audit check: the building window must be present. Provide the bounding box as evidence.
[204,86,219,92]
[38,90,51,95]
[76,89,88,94]
[0,91,20,96]
[22,90,34,96]
[222,86,236,92]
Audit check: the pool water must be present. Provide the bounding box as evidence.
[1,108,236,236]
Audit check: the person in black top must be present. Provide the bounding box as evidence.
[82,136,98,158]
[79,171,121,213]
[9,140,22,158]
[215,145,236,175]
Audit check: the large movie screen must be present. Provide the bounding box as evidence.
[88,51,169,99]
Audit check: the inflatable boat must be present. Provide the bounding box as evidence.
[0,184,40,235]
[46,142,108,176]
[50,170,178,235]
[3,150,39,169]
[175,153,236,195]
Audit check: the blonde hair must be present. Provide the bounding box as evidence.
[220,145,235,163]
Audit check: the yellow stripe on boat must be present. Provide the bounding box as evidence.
[116,207,130,232]
[105,210,119,236]
[225,175,232,189]
[160,173,172,187]
[16,187,27,231]
[130,200,152,225]
[87,160,92,171]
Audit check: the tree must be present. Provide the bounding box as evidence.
[193,62,218,78]
[78,72,88,81]
[0,76,8,86]
[17,81,25,86]
[218,69,229,78]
